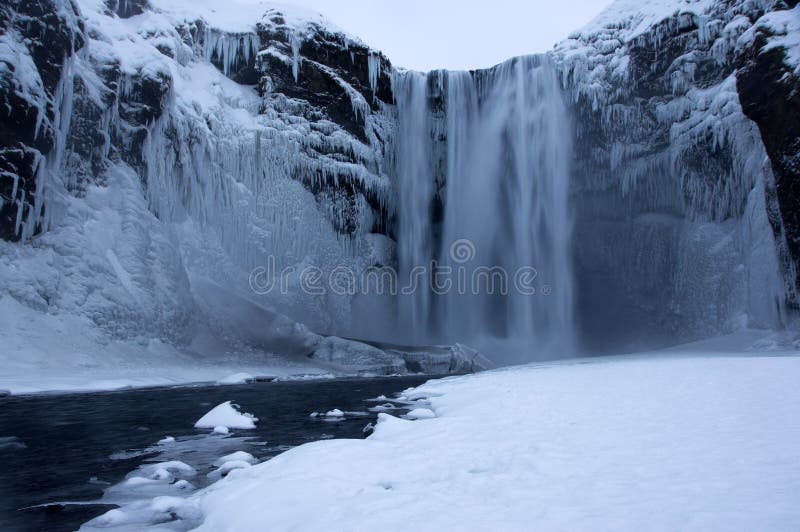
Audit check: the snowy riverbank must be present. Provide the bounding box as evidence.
[179,351,800,531]
[0,294,486,395]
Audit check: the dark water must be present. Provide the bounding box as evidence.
[0,376,430,532]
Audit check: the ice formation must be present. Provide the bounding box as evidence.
[0,0,410,385]
[1,0,798,379]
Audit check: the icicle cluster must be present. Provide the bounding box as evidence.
[202,29,260,77]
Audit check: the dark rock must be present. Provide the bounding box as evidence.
[0,0,84,240]
[737,21,800,296]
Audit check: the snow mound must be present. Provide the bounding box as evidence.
[403,408,435,420]
[195,402,258,430]
[214,451,257,466]
[207,460,253,480]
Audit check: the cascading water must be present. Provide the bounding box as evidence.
[392,71,436,340]
[393,56,576,362]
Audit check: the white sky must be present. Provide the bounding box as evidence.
[275,0,615,71]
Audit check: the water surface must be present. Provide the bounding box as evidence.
[0,376,430,531]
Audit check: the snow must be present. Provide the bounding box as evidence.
[148,0,350,35]
[216,373,256,385]
[574,0,716,43]
[403,407,435,420]
[194,402,259,430]
[187,352,800,531]
[742,5,800,74]
[0,286,331,395]
[215,451,257,465]
[208,460,252,479]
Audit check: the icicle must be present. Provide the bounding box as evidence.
[203,28,260,77]
[19,51,75,239]
[367,52,380,99]
[14,191,25,236]
[10,173,19,203]
[291,31,303,82]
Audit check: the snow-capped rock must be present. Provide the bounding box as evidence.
[194,401,258,430]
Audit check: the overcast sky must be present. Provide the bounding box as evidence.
[276,0,614,71]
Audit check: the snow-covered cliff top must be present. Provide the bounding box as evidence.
[147,0,350,36]
[572,0,715,43]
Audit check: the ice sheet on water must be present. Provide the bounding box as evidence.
[368,403,399,412]
[83,431,266,530]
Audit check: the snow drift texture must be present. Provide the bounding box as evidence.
[1,0,799,368]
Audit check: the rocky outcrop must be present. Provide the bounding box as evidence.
[0,0,84,240]
[551,0,799,351]
[736,6,800,294]
[255,10,395,236]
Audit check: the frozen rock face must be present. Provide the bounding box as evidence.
[0,0,798,369]
[0,0,84,241]
[551,0,800,352]
[0,0,400,363]
[255,9,395,235]
[385,0,799,356]
[736,3,800,289]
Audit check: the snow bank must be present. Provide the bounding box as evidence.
[194,402,258,430]
[190,353,800,531]
[216,373,256,386]
[403,407,435,420]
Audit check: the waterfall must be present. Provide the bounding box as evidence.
[392,71,435,341]
[393,56,575,362]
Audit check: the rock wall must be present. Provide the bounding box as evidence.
[551,0,799,351]
[0,0,84,240]
[0,0,798,360]
[0,0,399,354]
